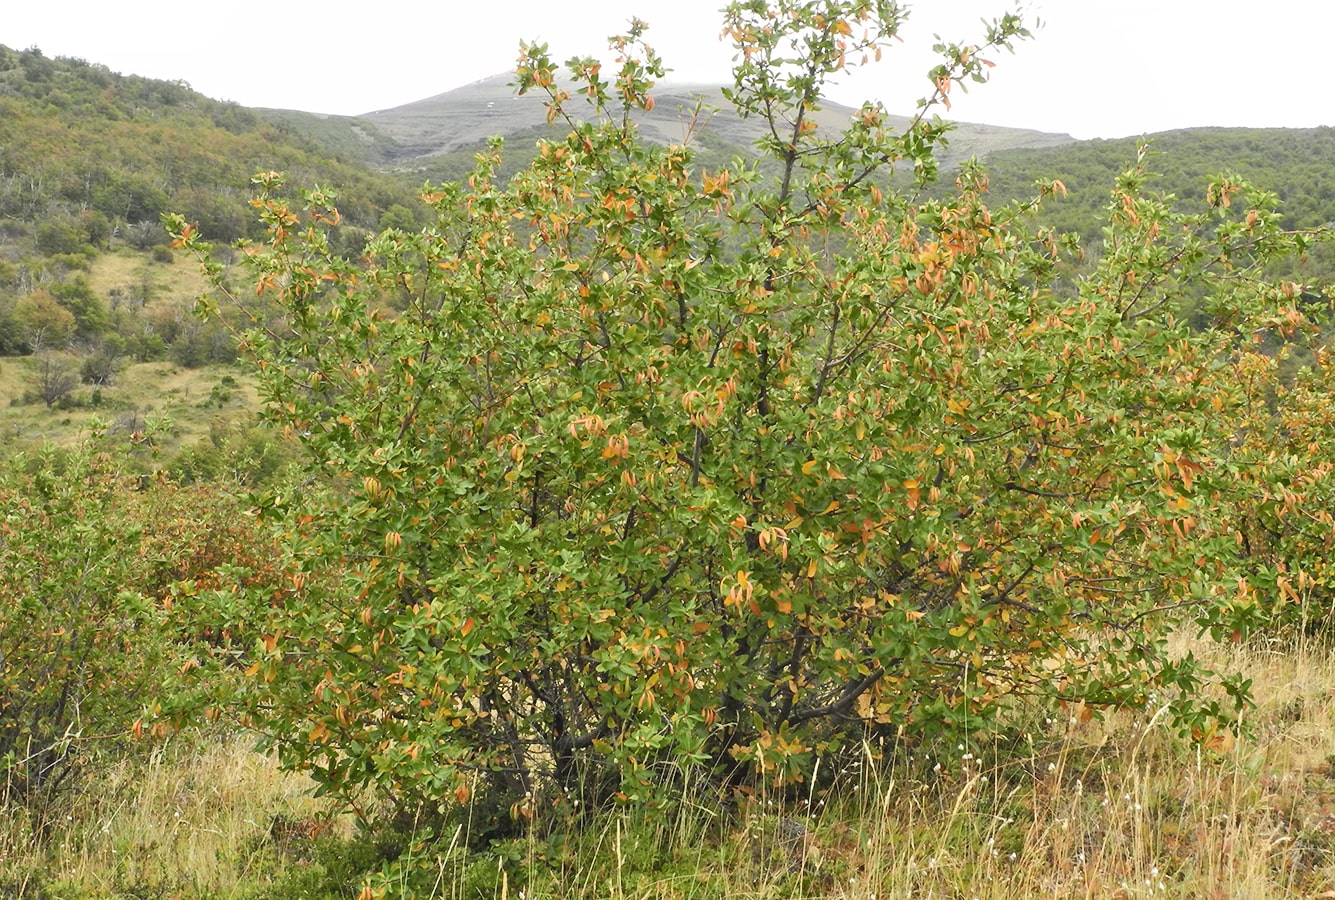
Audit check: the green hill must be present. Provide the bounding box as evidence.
[1,42,1331,462]
[978,126,1335,231]
[0,45,422,460]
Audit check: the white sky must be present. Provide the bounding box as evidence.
[5,1,1331,140]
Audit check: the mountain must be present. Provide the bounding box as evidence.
[262,72,1076,174]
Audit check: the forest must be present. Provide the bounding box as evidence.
[2,3,1334,897]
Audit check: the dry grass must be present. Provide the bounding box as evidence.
[843,638,1333,899]
[1,248,257,461]
[512,632,1335,899]
[0,733,343,899]
[0,358,263,460]
[3,633,1332,899]
[85,247,210,318]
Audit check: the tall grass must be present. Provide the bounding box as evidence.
[1,732,338,898]
[4,634,1332,899]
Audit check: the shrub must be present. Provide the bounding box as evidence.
[0,442,280,809]
[1229,345,1335,636]
[35,218,90,257]
[0,445,168,803]
[80,351,119,386]
[170,0,1328,872]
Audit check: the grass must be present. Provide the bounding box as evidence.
[1,248,265,463]
[0,357,264,461]
[0,732,342,899]
[3,633,1333,899]
[83,246,209,311]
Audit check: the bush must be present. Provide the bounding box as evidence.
[0,441,282,809]
[35,218,90,257]
[80,351,119,386]
[0,445,166,803]
[124,221,168,251]
[1229,346,1335,636]
[167,422,299,488]
[171,0,1330,878]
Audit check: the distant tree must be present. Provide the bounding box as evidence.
[77,209,112,249]
[18,46,55,82]
[124,221,167,251]
[30,352,78,407]
[376,203,419,232]
[80,348,120,386]
[0,299,25,355]
[35,218,90,257]
[49,276,109,339]
[92,174,169,225]
[171,188,248,244]
[14,290,76,351]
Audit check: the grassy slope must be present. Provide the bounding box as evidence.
[0,250,262,459]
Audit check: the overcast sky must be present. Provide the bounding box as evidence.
[5,1,1331,140]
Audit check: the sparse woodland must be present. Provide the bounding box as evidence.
[3,2,1335,897]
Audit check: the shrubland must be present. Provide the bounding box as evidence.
[1,0,1333,896]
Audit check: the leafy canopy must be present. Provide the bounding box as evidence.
[170,0,1326,844]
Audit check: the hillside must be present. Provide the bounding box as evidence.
[982,126,1335,233]
[974,126,1335,290]
[266,71,1076,176]
[0,45,421,464]
[1,42,1332,464]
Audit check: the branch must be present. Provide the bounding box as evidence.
[788,666,887,725]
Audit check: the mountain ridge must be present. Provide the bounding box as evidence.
[260,71,1077,171]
